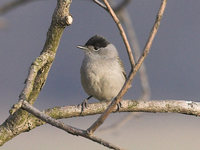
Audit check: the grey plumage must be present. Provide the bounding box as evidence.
[78,35,126,102]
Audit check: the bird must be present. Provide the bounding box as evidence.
[77,35,126,108]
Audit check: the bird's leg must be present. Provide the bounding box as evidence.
[81,95,92,111]
[116,101,122,111]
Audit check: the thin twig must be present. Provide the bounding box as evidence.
[105,8,152,133]
[88,0,135,134]
[119,10,151,100]
[105,0,136,67]
[87,0,135,135]
[98,1,151,133]
[94,0,135,67]
[22,101,124,150]
[93,0,107,10]
[93,0,131,13]
[88,0,167,134]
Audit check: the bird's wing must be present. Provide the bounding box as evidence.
[117,57,127,80]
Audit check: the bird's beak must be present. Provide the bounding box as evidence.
[77,45,88,51]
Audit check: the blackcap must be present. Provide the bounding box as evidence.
[77,35,126,106]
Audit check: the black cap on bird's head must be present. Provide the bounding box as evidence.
[85,35,110,50]
[77,35,111,51]
[77,35,119,59]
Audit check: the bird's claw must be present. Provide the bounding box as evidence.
[80,99,89,113]
[116,101,122,111]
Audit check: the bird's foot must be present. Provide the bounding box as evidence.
[116,101,122,111]
[79,96,92,114]
[80,95,92,112]
[81,98,89,112]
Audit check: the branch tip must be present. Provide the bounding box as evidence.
[65,15,73,26]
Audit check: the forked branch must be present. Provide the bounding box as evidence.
[0,0,73,146]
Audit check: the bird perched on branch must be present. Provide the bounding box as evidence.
[77,35,126,108]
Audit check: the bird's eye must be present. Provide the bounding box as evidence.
[94,46,100,51]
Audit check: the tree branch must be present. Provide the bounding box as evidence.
[0,0,169,149]
[88,0,167,134]
[93,0,107,10]
[22,101,124,150]
[21,99,200,124]
[105,0,136,67]
[87,0,135,135]
[1,99,200,146]
[118,9,151,100]
[2,99,200,145]
[0,0,73,146]
[100,5,152,133]
[94,0,151,133]
[93,0,131,13]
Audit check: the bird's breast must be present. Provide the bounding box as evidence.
[80,57,125,101]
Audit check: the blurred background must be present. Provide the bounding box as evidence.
[0,0,200,149]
